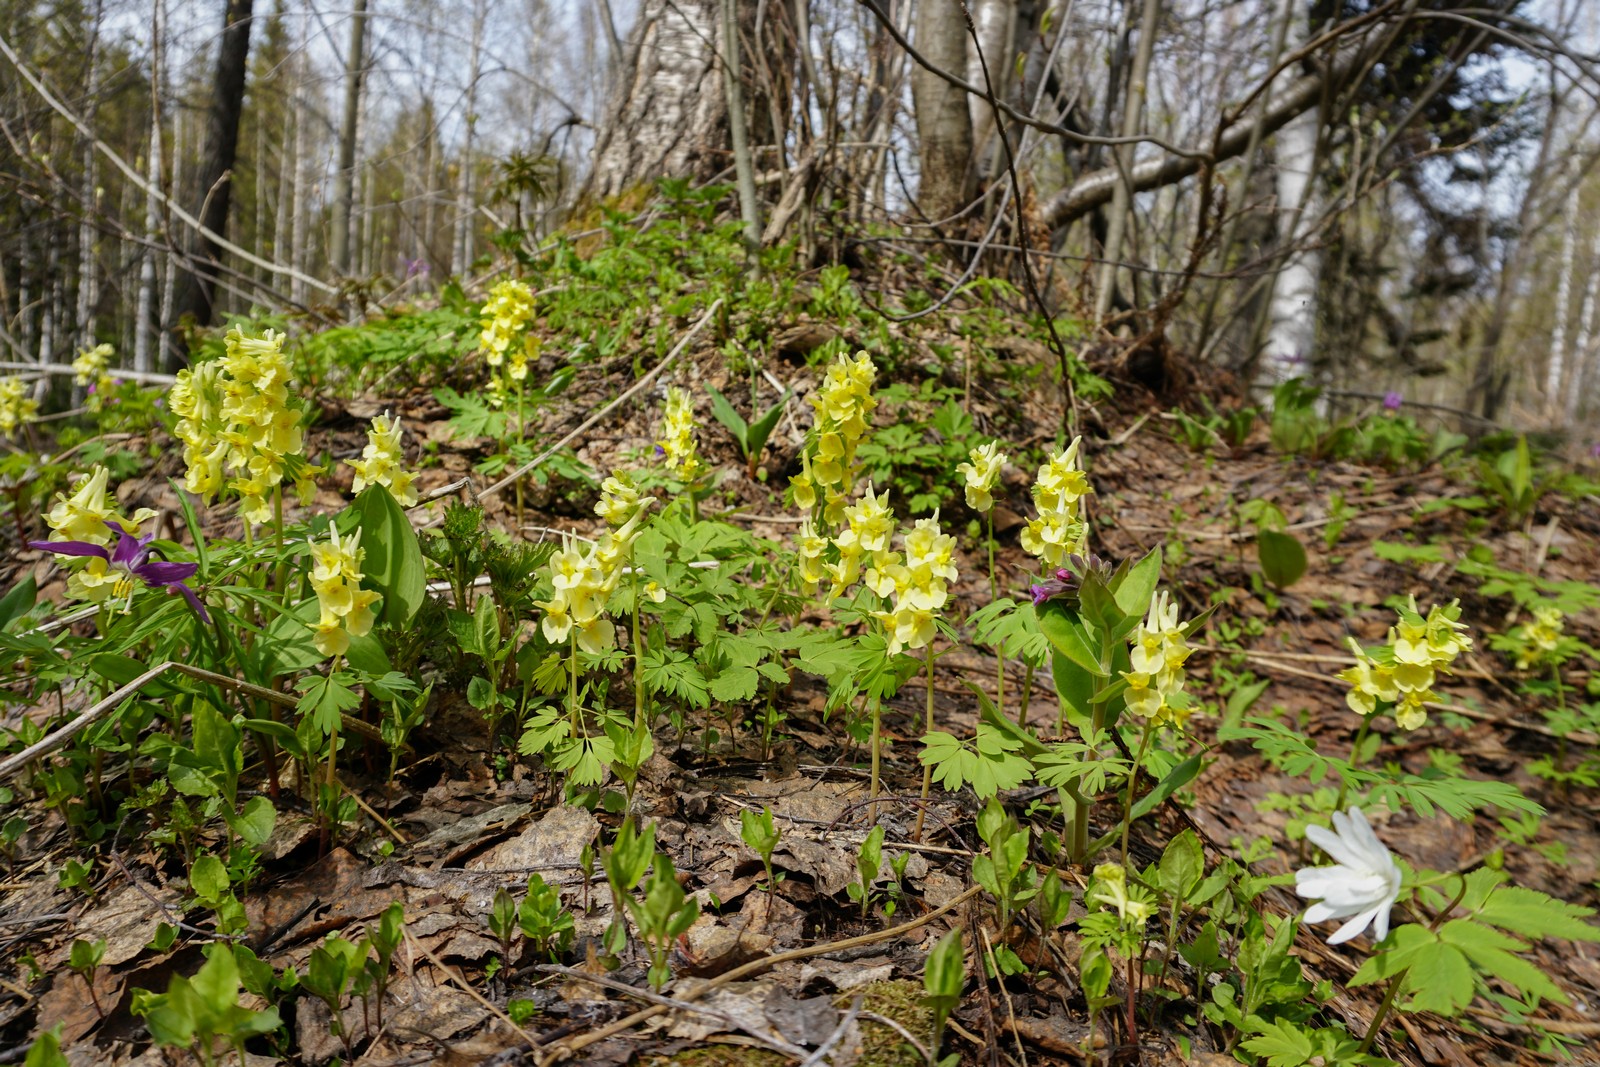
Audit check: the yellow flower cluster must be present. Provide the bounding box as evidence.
[45,465,160,603]
[45,465,158,545]
[348,413,419,506]
[1121,590,1194,729]
[791,351,877,525]
[169,360,230,498]
[309,526,380,657]
[73,343,115,407]
[1338,599,1472,730]
[1020,437,1092,567]
[794,519,829,596]
[595,471,649,528]
[0,377,37,436]
[169,329,309,524]
[957,441,1006,512]
[824,483,896,600]
[657,387,702,481]
[1512,605,1564,670]
[1090,863,1155,926]
[479,279,538,379]
[540,509,651,654]
[870,512,960,656]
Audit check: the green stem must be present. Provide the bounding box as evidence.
[1121,718,1155,866]
[1551,660,1568,774]
[869,694,882,811]
[1019,662,1035,730]
[913,644,937,840]
[271,484,287,598]
[568,631,580,734]
[1333,713,1375,811]
[632,565,647,730]
[1357,968,1407,1056]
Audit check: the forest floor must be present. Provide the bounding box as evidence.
[3,307,1600,1067]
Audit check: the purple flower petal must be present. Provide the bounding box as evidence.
[109,530,155,567]
[29,540,112,561]
[167,582,211,623]
[133,561,199,586]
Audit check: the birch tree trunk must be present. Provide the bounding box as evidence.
[1565,212,1600,427]
[330,0,368,275]
[133,0,164,374]
[911,0,975,223]
[454,0,486,275]
[966,0,1017,180]
[587,0,725,202]
[720,0,762,262]
[76,0,105,354]
[1094,0,1161,321]
[290,57,311,306]
[1259,0,1321,385]
[1545,162,1580,419]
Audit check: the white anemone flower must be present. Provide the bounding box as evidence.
[1294,807,1402,945]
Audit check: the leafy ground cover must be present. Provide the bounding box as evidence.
[2,191,1599,1067]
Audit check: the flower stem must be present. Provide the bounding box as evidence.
[631,564,646,730]
[1334,713,1375,811]
[1121,718,1155,866]
[869,694,882,812]
[913,644,937,840]
[1357,968,1407,1056]
[568,631,580,734]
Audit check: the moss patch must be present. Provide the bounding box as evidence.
[836,979,936,1067]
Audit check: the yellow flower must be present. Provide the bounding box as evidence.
[596,471,650,528]
[478,279,537,367]
[871,511,958,655]
[1090,863,1155,926]
[643,581,667,604]
[0,377,38,436]
[44,466,156,545]
[958,441,1006,512]
[658,387,702,480]
[1338,602,1471,730]
[306,526,376,659]
[539,532,629,654]
[794,519,829,595]
[72,343,115,400]
[1120,589,1194,729]
[347,413,419,506]
[1022,437,1092,568]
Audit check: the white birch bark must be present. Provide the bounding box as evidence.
[290,58,311,306]
[76,0,105,355]
[454,0,487,275]
[1566,213,1600,426]
[1260,0,1321,386]
[1545,163,1580,417]
[133,1,164,373]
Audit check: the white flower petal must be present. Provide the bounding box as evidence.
[1305,822,1368,871]
[1326,904,1383,945]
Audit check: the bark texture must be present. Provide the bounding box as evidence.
[587,0,725,201]
[169,0,254,359]
[912,0,975,222]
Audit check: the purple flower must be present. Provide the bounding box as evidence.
[1382,391,1403,412]
[1590,442,1600,459]
[1030,568,1077,606]
[30,523,209,622]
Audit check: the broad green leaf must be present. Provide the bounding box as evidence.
[189,854,230,903]
[227,795,277,848]
[1257,530,1308,589]
[1475,886,1600,942]
[0,575,37,630]
[1239,1017,1312,1067]
[1438,918,1566,1005]
[1111,547,1162,617]
[346,484,425,627]
[1037,604,1104,677]
[1159,829,1204,899]
[705,385,750,446]
[1131,752,1204,821]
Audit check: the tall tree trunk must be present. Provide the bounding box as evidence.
[168,0,254,364]
[455,0,486,275]
[1094,0,1161,321]
[967,0,1017,181]
[133,0,165,374]
[76,0,105,354]
[1545,162,1580,420]
[720,0,762,263]
[330,0,368,275]
[1566,215,1600,427]
[1259,0,1321,385]
[586,0,724,202]
[911,0,974,223]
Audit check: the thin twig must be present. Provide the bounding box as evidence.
[403,931,541,1047]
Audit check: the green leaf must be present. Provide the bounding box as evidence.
[1257,530,1308,589]
[705,384,750,448]
[1475,886,1600,942]
[190,854,230,903]
[1438,918,1566,1005]
[227,795,277,848]
[1131,752,1204,821]
[1036,603,1106,676]
[1239,1017,1313,1067]
[347,484,426,627]
[0,575,37,630]
[1111,547,1162,617]
[295,673,360,737]
[1159,829,1204,900]
[745,393,790,459]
